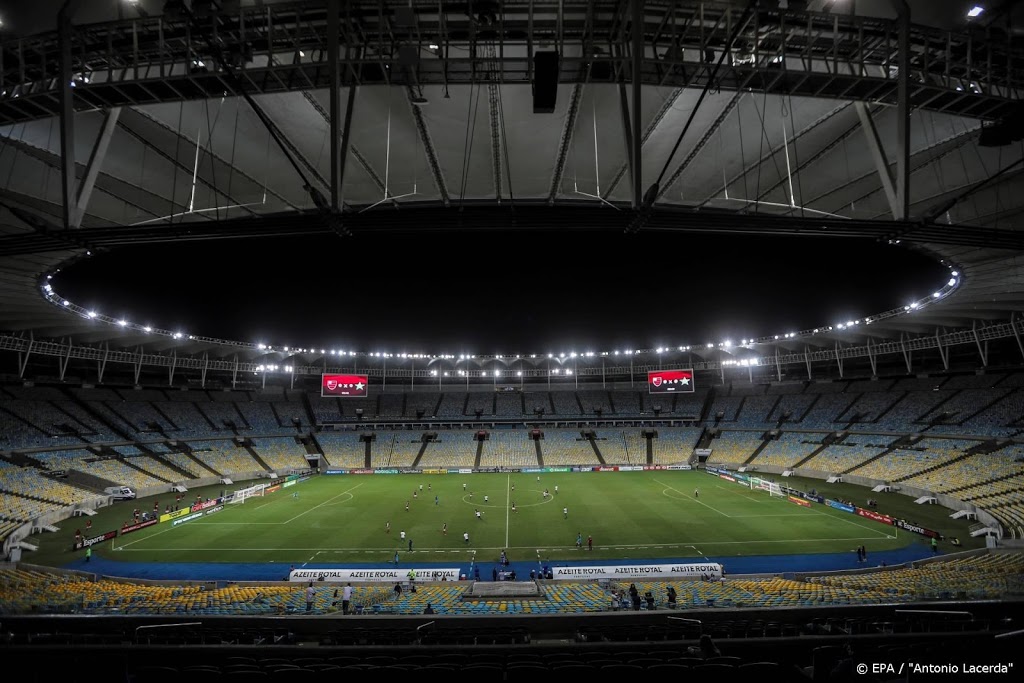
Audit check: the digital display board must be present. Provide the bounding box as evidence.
[648,369,695,394]
[321,374,368,397]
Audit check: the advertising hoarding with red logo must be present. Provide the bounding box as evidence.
[647,369,695,394]
[321,374,369,397]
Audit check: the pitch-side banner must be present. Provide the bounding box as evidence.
[647,369,695,394]
[321,373,368,397]
[288,567,461,582]
[551,563,722,580]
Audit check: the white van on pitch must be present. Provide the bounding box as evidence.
[104,486,136,500]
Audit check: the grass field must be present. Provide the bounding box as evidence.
[31,470,985,571]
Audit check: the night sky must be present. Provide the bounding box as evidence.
[52,229,949,356]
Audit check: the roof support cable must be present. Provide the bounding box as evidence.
[627,0,757,233]
[177,5,334,225]
[925,156,1024,224]
[497,80,515,206]
[650,0,757,196]
[458,82,483,208]
[359,89,418,213]
[573,95,619,210]
[785,93,806,219]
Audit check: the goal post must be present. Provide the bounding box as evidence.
[227,482,267,505]
[750,477,784,498]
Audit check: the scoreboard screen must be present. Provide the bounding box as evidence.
[321,374,368,397]
[647,369,695,394]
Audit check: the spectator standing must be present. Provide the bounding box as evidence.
[666,585,677,608]
[629,583,640,610]
[587,535,593,551]
[342,583,353,615]
[305,583,316,612]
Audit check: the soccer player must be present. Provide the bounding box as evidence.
[475,509,482,520]
[563,506,568,519]
[554,485,558,495]
[463,483,467,491]
[435,495,439,505]
[694,488,699,499]
[463,532,470,544]
[400,530,407,541]
[576,532,582,548]
[511,502,517,513]
[405,500,410,512]
[442,523,447,535]
[484,495,489,503]
[385,521,391,534]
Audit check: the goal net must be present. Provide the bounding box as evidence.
[228,483,267,505]
[751,477,785,497]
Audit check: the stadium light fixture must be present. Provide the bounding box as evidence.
[117,320,127,327]
[968,6,984,18]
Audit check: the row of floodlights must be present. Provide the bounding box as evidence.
[42,266,959,357]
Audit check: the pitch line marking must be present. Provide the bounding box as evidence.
[654,477,732,518]
[713,483,766,501]
[282,482,364,525]
[109,533,891,555]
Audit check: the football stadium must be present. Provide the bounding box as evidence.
[1,1,1024,680]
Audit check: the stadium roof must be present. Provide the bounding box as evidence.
[0,0,1023,372]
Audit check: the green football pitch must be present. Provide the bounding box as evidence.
[34,470,984,569]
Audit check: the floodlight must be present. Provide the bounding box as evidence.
[968,6,984,18]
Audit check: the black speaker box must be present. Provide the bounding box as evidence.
[533,51,560,113]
